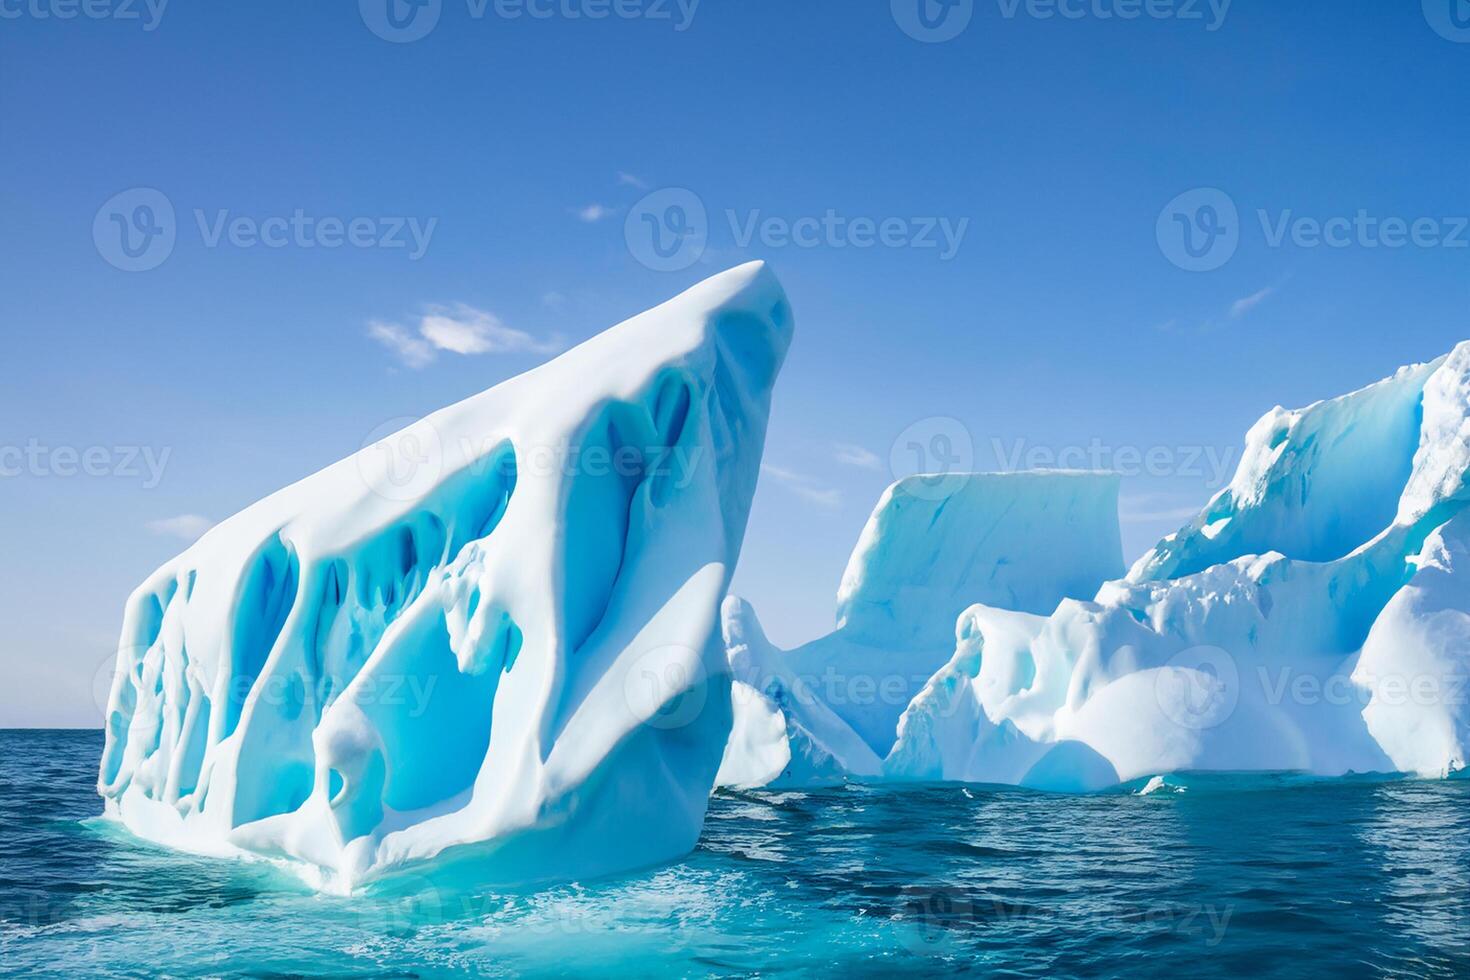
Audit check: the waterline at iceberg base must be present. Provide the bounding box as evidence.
[97,263,1470,893]
[12,731,1469,977]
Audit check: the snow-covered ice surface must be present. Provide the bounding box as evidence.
[98,263,793,891]
[726,343,1470,792]
[717,471,1126,788]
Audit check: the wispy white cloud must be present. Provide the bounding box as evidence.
[147,514,214,541]
[761,463,843,509]
[833,443,883,471]
[574,203,615,223]
[370,303,561,369]
[1155,284,1280,335]
[368,320,435,368]
[542,290,568,311]
[617,171,648,189]
[420,304,558,355]
[1230,286,1275,319]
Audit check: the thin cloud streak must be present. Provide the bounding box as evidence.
[761,463,843,509]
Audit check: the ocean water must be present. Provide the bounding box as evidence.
[3,730,1470,978]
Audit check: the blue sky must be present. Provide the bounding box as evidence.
[2,0,1467,726]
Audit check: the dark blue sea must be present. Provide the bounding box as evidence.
[3,730,1469,978]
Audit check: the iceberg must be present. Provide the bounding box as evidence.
[717,470,1127,788]
[727,342,1470,791]
[97,262,793,890]
[893,344,1470,789]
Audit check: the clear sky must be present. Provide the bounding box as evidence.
[2,0,1467,726]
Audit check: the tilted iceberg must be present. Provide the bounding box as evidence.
[98,262,793,890]
[717,470,1127,788]
[727,342,1470,791]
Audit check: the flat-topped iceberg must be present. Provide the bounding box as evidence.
[98,263,793,890]
[717,470,1126,788]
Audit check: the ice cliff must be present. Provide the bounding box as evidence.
[98,262,793,890]
[724,343,1470,791]
[717,471,1126,787]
